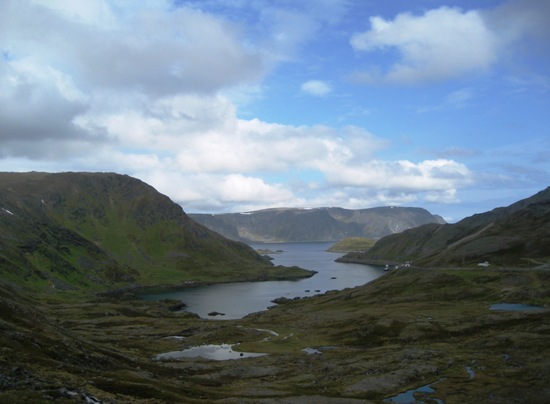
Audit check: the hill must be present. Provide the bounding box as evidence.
[339,187,550,268]
[0,172,312,294]
[0,176,548,402]
[189,206,445,243]
[327,237,376,252]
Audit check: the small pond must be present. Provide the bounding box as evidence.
[155,344,267,361]
[384,378,445,403]
[489,303,544,311]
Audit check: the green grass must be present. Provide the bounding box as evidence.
[327,237,376,252]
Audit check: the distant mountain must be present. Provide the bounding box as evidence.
[189,207,445,243]
[0,172,311,294]
[339,187,550,268]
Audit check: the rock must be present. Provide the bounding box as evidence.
[271,297,291,304]
[207,311,225,316]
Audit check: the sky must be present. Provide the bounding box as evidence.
[1,0,549,222]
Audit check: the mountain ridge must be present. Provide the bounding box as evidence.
[0,172,312,294]
[339,186,550,268]
[190,206,445,243]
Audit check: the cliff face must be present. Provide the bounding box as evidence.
[190,206,445,243]
[0,172,278,293]
[349,187,550,267]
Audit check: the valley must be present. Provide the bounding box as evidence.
[1,173,549,402]
[1,267,549,402]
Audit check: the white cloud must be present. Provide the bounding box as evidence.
[219,174,294,203]
[301,80,332,96]
[0,0,264,156]
[0,0,479,214]
[350,6,498,84]
[28,0,118,28]
[323,159,473,191]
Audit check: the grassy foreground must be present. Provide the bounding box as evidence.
[1,267,549,402]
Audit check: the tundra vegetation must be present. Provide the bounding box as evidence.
[0,173,549,402]
[327,237,377,253]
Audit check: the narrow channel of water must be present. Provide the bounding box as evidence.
[489,303,544,311]
[142,242,384,319]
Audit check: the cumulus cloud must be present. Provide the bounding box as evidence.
[0,0,475,213]
[350,1,550,86]
[350,6,498,84]
[323,159,473,191]
[0,0,264,156]
[6,1,263,95]
[79,86,468,212]
[301,80,332,96]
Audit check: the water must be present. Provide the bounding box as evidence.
[142,242,384,319]
[155,344,267,361]
[489,303,544,311]
[384,379,445,404]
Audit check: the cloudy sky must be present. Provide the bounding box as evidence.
[1,0,548,222]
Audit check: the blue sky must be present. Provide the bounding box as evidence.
[1,0,548,222]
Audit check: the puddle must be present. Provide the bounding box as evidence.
[155,344,267,361]
[302,347,322,355]
[465,366,475,379]
[384,379,445,403]
[489,303,544,311]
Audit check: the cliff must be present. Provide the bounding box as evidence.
[190,206,445,243]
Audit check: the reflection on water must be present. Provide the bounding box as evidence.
[302,347,322,355]
[155,344,267,361]
[143,242,384,319]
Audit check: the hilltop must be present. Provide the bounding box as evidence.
[339,187,550,268]
[190,206,444,243]
[0,172,312,295]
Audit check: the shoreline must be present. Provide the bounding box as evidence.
[98,266,317,299]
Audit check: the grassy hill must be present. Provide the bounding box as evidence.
[327,237,376,252]
[339,187,550,268]
[0,172,312,295]
[0,176,549,402]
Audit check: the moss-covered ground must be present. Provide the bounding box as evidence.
[1,267,549,402]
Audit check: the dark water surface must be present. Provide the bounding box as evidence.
[489,303,544,311]
[142,242,384,319]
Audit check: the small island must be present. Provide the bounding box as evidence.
[327,237,377,253]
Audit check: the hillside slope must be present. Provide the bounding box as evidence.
[0,172,310,294]
[190,206,445,243]
[341,187,550,267]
